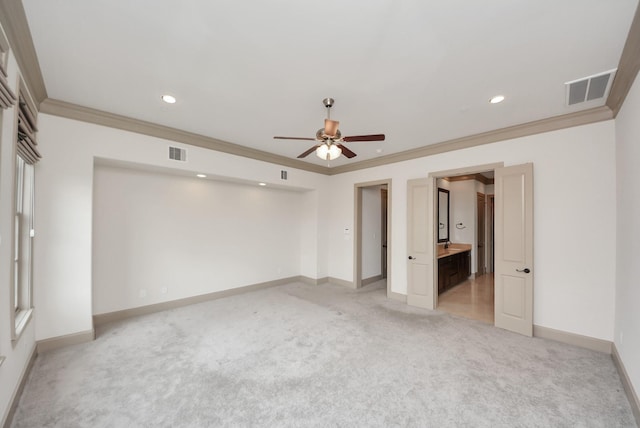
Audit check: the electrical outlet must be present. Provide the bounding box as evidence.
[161,287,168,294]
[139,289,147,298]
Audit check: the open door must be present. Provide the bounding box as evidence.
[407,178,435,309]
[494,163,533,336]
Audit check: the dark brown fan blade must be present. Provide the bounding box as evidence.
[297,145,319,158]
[342,134,385,142]
[274,136,317,141]
[337,144,357,158]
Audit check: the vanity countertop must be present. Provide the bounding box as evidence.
[437,243,472,259]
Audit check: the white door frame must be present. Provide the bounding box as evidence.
[427,163,504,310]
[354,179,392,294]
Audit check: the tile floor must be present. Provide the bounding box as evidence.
[437,273,494,323]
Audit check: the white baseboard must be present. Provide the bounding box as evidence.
[94,276,300,326]
[612,344,640,427]
[2,344,37,428]
[362,275,383,286]
[299,276,328,285]
[328,277,356,289]
[36,329,96,353]
[533,325,612,354]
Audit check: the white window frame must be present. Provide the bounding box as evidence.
[11,148,35,340]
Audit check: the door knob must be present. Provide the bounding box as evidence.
[516,268,531,273]
[408,256,416,260]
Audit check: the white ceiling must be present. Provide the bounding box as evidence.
[22,0,638,167]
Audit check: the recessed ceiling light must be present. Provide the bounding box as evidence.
[490,95,505,104]
[162,95,177,104]
[259,182,267,186]
[196,174,206,178]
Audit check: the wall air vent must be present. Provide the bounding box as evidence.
[169,146,186,161]
[565,69,616,106]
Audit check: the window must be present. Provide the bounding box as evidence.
[11,81,39,339]
[13,153,34,335]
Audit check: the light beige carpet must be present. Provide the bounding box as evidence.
[11,281,636,427]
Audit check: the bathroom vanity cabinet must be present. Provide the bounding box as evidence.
[437,249,471,294]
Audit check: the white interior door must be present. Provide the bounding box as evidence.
[407,178,435,309]
[494,163,533,336]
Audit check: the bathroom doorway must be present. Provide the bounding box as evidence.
[407,162,533,335]
[435,170,495,324]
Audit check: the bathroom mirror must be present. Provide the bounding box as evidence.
[438,188,450,242]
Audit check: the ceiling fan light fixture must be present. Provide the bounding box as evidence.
[316,143,342,160]
[274,98,385,160]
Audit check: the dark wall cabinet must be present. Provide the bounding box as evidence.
[438,250,471,294]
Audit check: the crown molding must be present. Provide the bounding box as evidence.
[39,98,330,174]
[42,98,615,177]
[328,106,613,175]
[607,2,640,117]
[0,0,47,104]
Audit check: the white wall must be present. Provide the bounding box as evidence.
[92,163,306,314]
[361,186,383,280]
[326,120,617,341]
[0,38,37,426]
[450,180,477,272]
[614,75,640,401]
[34,114,329,340]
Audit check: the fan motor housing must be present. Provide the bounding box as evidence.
[316,128,341,141]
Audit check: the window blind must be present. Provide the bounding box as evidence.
[0,59,16,109]
[17,94,40,164]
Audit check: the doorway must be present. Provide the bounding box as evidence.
[406,162,534,336]
[436,172,494,323]
[354,180,391,295]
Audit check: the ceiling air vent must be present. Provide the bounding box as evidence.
[169,146,186,161]
[565,69,616,106]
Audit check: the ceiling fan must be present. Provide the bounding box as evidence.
[274,98,385,160]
